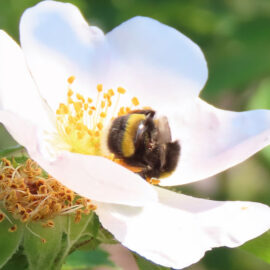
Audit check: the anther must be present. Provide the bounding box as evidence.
[132,97,140,106]
[100,112,106,118]
[67,75,76,84]
[117,87,126,94]
[68,89,74,97]
[97,123,103,130]
[8,225,17,232]
[108,89,115,96]
[97,84,103,92]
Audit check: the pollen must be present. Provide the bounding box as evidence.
[55,76,140,156]
[0,158,96,224]
[132,97,140,106]
[146,177,160,185]
[8,225,17,232]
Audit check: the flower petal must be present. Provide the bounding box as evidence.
[33,151,158,207]
[105,16,208,109]
[20,0,106,111]
[0,111,157,206]
[96,187,270,269]
[160,98,270,186]
[0,30,53,131]
[20,1,207,111]
[0,111,39,154]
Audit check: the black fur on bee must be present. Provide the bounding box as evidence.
[107,109,180,179]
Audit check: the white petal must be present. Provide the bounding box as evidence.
[0,30,53,131]
[0,111,157,206]
[20,1,106,111]
[32,150,158,206]
[96,187,270,269]
[20,1,208,111]
[0,111,39,154]
[105,16,208,109]
[160,98,270,186]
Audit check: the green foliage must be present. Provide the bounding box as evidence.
[23,217,64,270]
[134,254,170,270]
[0,210,24,268]
[241,231,270,264]
[2,247,28,270]
[0,0,270,270]
[248,78,270,166]
[0,209,116,270]
[0,145,25,158]
[63,249,115,269]
[248,78,270,111]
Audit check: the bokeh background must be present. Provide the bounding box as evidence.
[0,0,270,269]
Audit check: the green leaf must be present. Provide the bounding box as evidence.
[2,247,28,270]
[134,254,171,270]
[69,212,94,242]
[241,231,270,264]
[53,213,96,268]
[63,249,115,269]
[85,213,117,244]
[0,145,25,158]
[96,227,118,244]
[86,212,100,238]
[23,216,64,270]
[0,210,24,268]
[78,237,101,251]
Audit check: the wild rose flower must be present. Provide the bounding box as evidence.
[0,1,269,269]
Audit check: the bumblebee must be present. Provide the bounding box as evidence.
[105,109,180,180]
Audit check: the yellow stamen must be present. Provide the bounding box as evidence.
[108,89,115,97]
[132,97,140,106]
[97,84,103,92]
[68,89,74,97]
[117,87,126,94]
[55,77,162,186]
[67,75,75,84]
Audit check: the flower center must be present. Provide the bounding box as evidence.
[55,76,140,156]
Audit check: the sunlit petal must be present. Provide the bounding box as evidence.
[96,187,270,269]
[20,1,207,112]
[20,0,106,110]
[106,16,208,109]
[161,98,270,186]
[0,30,53,131]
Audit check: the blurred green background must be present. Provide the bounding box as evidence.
[0,0,270,269]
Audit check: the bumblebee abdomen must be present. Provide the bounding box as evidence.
[108,114,146,158]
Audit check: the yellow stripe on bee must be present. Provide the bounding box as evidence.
[122,114,146,157]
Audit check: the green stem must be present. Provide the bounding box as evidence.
[0,145,25,157]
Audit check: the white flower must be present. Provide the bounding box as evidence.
[0,1,269,269]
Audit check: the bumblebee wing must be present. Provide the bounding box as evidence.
[156,116,172,143]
